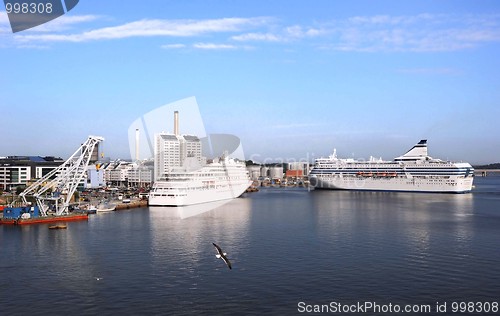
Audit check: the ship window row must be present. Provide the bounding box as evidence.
[313,166,470,171]
[311,169,472,174]
[310,170,466,176]
[316,164,462,169]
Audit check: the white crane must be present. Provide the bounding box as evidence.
[18,135,104,216]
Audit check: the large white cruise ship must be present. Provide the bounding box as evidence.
[309,140,474,193]
[149,156,252,206]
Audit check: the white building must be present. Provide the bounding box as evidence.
[102,161,133,187]
[128,160,154,188]
[99,160,154,188]
[247,165,261,180]
[269,166,284,180]
[260,166,269,178]
[85,164,105,189]
[154,133,203,181]
[153,111,206,181]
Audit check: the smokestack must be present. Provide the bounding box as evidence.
[174,111,179,136]
[135,128,140,161]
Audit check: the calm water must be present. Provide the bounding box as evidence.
[1,177,500,315]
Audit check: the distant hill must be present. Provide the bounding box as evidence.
[473,163,500,169]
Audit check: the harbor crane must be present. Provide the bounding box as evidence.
[17,135,104,216]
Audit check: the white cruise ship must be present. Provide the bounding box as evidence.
[309,140,474,193]
[149,156,252,206]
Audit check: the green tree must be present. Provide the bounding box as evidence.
[16,186,24,195]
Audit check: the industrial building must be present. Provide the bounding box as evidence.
[153,111,204,181]
[287,161,310,176]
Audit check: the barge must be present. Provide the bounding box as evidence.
[0,206,88,225]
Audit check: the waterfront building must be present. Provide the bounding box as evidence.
[0,156,64,191]
[85,164,105,189]
[287,162,310,176]
[100,160,154,188]
[128,160,154,188]
[102,161,132,187]
[286,169,304,178]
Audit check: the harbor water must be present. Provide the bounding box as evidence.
[1,176,500,315]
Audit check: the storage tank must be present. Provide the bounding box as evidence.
[269,166,284,180]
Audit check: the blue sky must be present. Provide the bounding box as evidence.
[1,0,500,164]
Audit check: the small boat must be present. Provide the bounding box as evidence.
[49,224,67,229]
[86,207,97,214]
[96,203,116,213]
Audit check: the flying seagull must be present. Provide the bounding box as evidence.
[213,242,232,270]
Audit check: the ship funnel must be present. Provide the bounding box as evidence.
[174,111,179,136]
[395,139,429,160]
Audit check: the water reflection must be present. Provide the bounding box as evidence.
[149,199,234,220]
[148,197,252,273]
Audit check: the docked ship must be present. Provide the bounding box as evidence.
[309,140,474,193]
[148,156,252,206]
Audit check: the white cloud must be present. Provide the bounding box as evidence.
[285,25,324,38]
[232,32,283,42]
[1,12,98,34]
[323,13,500,52]
[0,11,10,33]
[161,42,253,51]
[192,42,238,50]
[5,12,500,53]
[161,43,186,49]
[232,13,500,53]
[232,25,324,42]
[15,17,271,43]
[28,15,101,32]
[0,11,8,23]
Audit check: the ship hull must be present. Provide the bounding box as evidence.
[149,180,251,206]
[0,213,88,225]
[310,175,473,193]
[309,140,475,194]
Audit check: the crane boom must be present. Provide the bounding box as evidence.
[19,136,104,216]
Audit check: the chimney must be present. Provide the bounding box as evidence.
[135,128,140,161]
[174,111,179,136]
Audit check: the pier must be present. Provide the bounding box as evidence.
[474,169,500,177]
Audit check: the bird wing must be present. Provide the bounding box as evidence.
[222,255,232,269]
[213,243,232,269]
[212,242,223,255]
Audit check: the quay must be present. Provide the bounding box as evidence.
[475,169,500,177]
[115,199,148,210]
